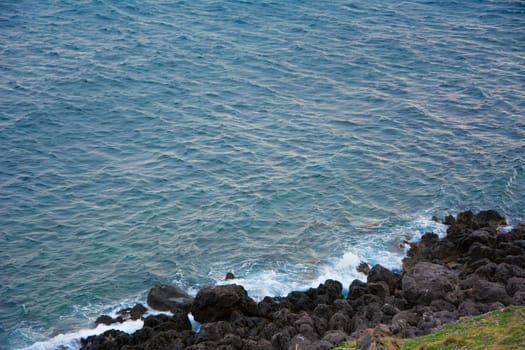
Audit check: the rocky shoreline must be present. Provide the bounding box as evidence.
[80,210,525,350]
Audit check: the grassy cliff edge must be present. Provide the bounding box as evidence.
[335,306,525,350]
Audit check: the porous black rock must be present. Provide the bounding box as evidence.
[402,262,459,306]
[348,279,368,300]
[117,303,148,320]
[257,296,290,318]
[147,284,194,312]
[95,315,124,326]
[367,265,400,293]
[191,284,258,323]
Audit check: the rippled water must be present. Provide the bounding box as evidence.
[1,0,524,349]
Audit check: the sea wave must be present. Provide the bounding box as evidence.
[13,215,449,350]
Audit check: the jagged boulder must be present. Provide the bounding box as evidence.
[307,279,343,305]
[445,210,506,230]
[402,262,458,305]
[117,303,148,320]
[367,265,400,293]
[147,284,194,312]
[356,324,400,350]
[403,233,458,271]
[390,311,419,338]
[506,277,525,298]
[143,312,192,332]
[286,291,315,313]
[257,296,291,318]
[95,315,123,326]
[462,227,498,248]
[191,284,258,323]
[474,210,506,227]
[348,279,368,300]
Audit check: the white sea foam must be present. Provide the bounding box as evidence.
[19,320,143,350]
[15,300,173,350]
[17,215,450,349]
[214,215,448,298]
[212,249,367,300]
[498,225,514,233]
[188,313,201,333]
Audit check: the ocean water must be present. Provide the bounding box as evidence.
[1,0,524,348]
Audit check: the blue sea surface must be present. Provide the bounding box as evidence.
[1,0,524,349]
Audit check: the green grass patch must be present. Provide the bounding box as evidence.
[333,339,357,349]
[400,306,525,350]
[333,307,525,350]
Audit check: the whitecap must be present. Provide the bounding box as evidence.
[18,320,143,350]
[212,215,449,298]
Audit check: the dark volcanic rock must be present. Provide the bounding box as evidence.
[143,313,191,332]
[446,210,506,230]
[284,279,342,314]
[462,227,498,248]
[467,242,496,261]
[513,292,525,305]
[171,311,193,332]
[443,215,456,225]
[229,311,268,338]
[313,303,334,321]
[288,334,313,350]
[361,302,383,327]
[467,277,512,306]
[333,299,354,316]
[322,330,351,347]
[257,296,291,318]
[117,303,148,320]
[495,263,525,282]
[195,321,233,343]
[329,311,351,333]
[402,232,459,271]
[145,330,185,350]
[402,262,458,306]
[81,329,128,350]
[270,329,291,349]
[390,310,419,338]
[294,313,317,340]
[381,303,400,317]
[457,210,474,226]
[95,315,123,326]
[502,255,525,268]
[311,279,343,305]
[368,282,390,301]
[367,265,400,293]
[474,210,506,227]
[506,277,525,298]
[348,279,368,300]
[356,324,400,350]
[191,284,258,323]
[147,284,194,312]
[286,291,314,313]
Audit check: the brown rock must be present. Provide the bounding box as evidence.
[357,262,370,275]
[356,324,400,350]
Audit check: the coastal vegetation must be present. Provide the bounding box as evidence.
[335,306,525,349]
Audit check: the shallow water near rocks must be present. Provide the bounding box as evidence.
[1,1,524,349]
